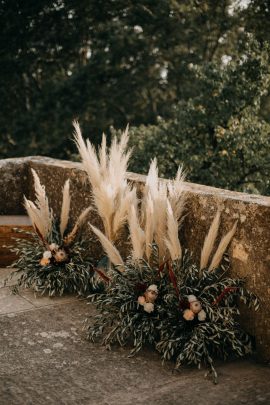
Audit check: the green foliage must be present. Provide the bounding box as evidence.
[156,253,259,383]
[9,229,98,297]
[126,40,270,195]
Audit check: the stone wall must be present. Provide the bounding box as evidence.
[0,156,270,360]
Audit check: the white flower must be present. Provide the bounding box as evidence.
[49,243,59,251]
[147,284,158,293]
[198,310,206,321]
[143,303,154,313]
[187,295,197,303]
[43,250,52,259]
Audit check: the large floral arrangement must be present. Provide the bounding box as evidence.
[10,169,96,296]
[74,123,186,354]
[74,122,258,381]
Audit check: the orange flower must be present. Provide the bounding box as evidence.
[138,296,146,306]
[183,309,195,321]
[40,257,50,266]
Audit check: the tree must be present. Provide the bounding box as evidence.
[126,40,270,195]
[0,0,253,158]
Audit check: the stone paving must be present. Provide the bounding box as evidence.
[1,268,270,405]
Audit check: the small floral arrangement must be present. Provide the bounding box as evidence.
[87,250,168,356]
[9,169,97,296]
[156,250,259,383]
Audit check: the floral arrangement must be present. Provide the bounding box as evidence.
[75,122,258,382]
[10,169,96,296]
[156,250,259,383]
[74,124,187,354]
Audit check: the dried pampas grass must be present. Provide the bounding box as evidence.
[128,205,145,261]
[209,220,238,271]
[90,225,124,270]
[165,200,182,261]
[200,210,221,270]
[112,186,137,240]
[74,121,132,242]
[24,170,53,239]
[140,160,185,263]
[167,166,186,224]
[60,180,71,237]
[154,182,168,262]
[64,206,92,246]
[144,192,154,261]
[73,121,101,189]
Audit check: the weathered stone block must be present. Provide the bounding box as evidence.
[0,216,32,266]
[0,156,269,360]
[0,157,29,214]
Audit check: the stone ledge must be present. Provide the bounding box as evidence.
[0,156,270,361]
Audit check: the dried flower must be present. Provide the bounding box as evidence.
[144,284,158,303]
[43,250,52,259]
[190,300,202,314]
[40,257,50,266]
[49,243,59,251]
[138,296,146,306]
[183,309,195,321]
[54,249,68,263]
[187,294,197,302]
[144,302,154,313]
[198,310,206,321]
[148,284,158,293]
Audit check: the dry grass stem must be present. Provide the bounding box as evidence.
[165,200,182,261]
[200,210,221,270]
[128,205,146,261]
[209,220,238,271]
[64,206,92,245]
[60,179,71,237]
[90,224,124,270]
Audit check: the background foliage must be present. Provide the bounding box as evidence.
[1,1,270,194]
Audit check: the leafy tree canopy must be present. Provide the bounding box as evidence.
[0,1,269,194]
[125,40,270,195]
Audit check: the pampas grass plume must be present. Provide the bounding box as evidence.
[144,192,154,261]
[128,205,145,261]
[25,170,53,239]
[165,200,182,261]
[64,206,92,245]
[90,224,124,270]
[200,210,221,270]
[60,179,71,237]
[209,220,238,271]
